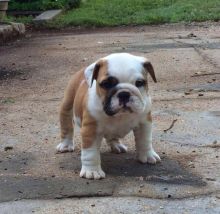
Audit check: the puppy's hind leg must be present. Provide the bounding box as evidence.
[56,96,75,153]
[106,138,127,154]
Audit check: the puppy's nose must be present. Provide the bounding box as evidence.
[118,91,130,103]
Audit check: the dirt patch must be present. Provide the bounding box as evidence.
[0,67,27,80]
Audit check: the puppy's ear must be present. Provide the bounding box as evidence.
[143,61,157,83]
[84,60,103,87]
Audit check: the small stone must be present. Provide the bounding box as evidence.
[4,146,13,151]
[206,177,216,181]
[160,206,164,209]
[140,184,144,188]
[198,93,204,96]
[139,176,144,181]
[195,71,201,75]
[164,187,168,191]
[187,33,197,38]
[168,194,172,198]
[184,91,191,95]
[213,140,217,145]
[91,204,95,207]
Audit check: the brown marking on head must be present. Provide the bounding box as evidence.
[147,111,152,122]
[91,59,111,100]
[143,61,157,83]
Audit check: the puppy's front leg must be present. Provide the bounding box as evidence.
[80,122,105,179]
[134,112,161,164]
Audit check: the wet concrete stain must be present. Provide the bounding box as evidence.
[0,66,28,80]
[0,152,34,174]
[0,149,206,202]
[0,175,116,202]
[102,152,205,186]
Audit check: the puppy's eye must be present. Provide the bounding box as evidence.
[99,77,118,89]
[135,79,146,87]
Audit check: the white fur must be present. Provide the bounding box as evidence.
[80,140,105,179]
[134,121,161,164]
[87,82,152,140]
[106,138,127,153]
[56,138,74,153]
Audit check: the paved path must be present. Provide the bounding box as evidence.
[0,23,220,213]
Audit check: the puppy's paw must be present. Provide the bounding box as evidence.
[56,139,74,153]
[111,142,127,154]
[138,149,161,164]
[80,166,105,180]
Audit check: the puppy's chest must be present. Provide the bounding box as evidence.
[98,115,140,139]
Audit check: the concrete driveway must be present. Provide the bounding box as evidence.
[0,23,220,213]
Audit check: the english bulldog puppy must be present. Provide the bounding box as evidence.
[56,53,161,179]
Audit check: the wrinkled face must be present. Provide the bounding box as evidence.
[86,53,157,116]
[85,53,156,116]
[98,73,148,116]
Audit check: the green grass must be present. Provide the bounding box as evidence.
[4,15,33,24]
[47,0,220,28]
[9,0,81,11]
[8,0,220,28]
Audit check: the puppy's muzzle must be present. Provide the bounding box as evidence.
[117,91,130,105]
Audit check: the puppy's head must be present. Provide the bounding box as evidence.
[85,53,157,116]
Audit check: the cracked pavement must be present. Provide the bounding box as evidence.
[0,23,220,213]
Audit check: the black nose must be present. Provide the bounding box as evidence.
[118,91,130,104]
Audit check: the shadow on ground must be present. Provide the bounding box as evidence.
[0,150,206,202]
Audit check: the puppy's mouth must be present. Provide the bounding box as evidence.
[120,105,133,113]
[104,105,132,116]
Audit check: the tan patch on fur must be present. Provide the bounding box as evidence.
[60,68,98,149]
[95,60,109,99]
[80,110,97,149]
[73,78,97,149]
[147,111,152,122]
[60,69,85,140]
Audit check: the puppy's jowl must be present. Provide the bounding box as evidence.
[56,53,161,179]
